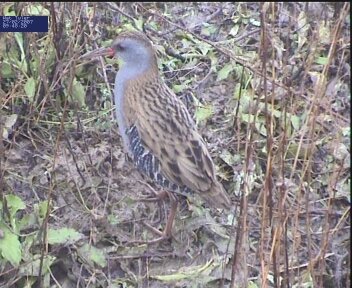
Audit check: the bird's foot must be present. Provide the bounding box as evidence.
[129,235,171,245]
[139,190,168,202]
[137,180,169,202]
[127,221,172,244]
[142,221,171,237]
[128,189,178,245]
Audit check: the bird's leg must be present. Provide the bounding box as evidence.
[137,180,168,202]
[132,192,178,244]
[163,192,178,238]
[140,190,168,202]
[136,181,169,226]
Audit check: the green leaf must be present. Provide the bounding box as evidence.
[2,114,18,140]
[318,23,331,45]
[107,214,119,225]
[1,62,13,78]
[249,18,261,27]
[25,4,50,16]
[297,11,308,50]
[229,24,240,37]
[29,57,40,78]
[255,116,267,136]
[201,23,217,36]
[197,42,212,56]
[3,3,16,16]
[133,18,144,31]
[342,126,350,137]
[195,104,214,124]
[217,63,234,81]
[173,83,187,93]
[271,107,282,118]
[290,115,301,131]
[14,32,27,73]
[315,56,328,65]
[5,46,22,72]
[19,255,55,276]
[77,244,107,268]
[37,200,49,219]
[151,260,217,281]
[18,212,38,233]
[0,224,22,267]
[5,194,26,217]
[248,281,259,288]
[24,77,36,102]
[220,149,240,166]
[71,78,86,107]
[240,113,255,124]
[41,44,56,71]
[47,228,83,245]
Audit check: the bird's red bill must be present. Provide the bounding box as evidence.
[82,47,115,59]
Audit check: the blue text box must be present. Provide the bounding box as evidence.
[0,16,48,32]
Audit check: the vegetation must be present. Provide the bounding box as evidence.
[0,2,350,287]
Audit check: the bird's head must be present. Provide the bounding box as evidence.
[110,31,156,67]
[83,31,157,72]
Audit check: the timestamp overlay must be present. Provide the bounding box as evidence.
[0,16,48,32]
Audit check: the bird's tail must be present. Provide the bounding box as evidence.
[202,181,232,209]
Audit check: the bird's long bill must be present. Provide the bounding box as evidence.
[81,47,114,59]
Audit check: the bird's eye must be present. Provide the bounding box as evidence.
[115,44,125,51]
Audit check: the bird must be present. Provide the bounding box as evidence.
[87,31,231,242]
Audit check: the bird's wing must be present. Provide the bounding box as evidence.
[135,83,217,194]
